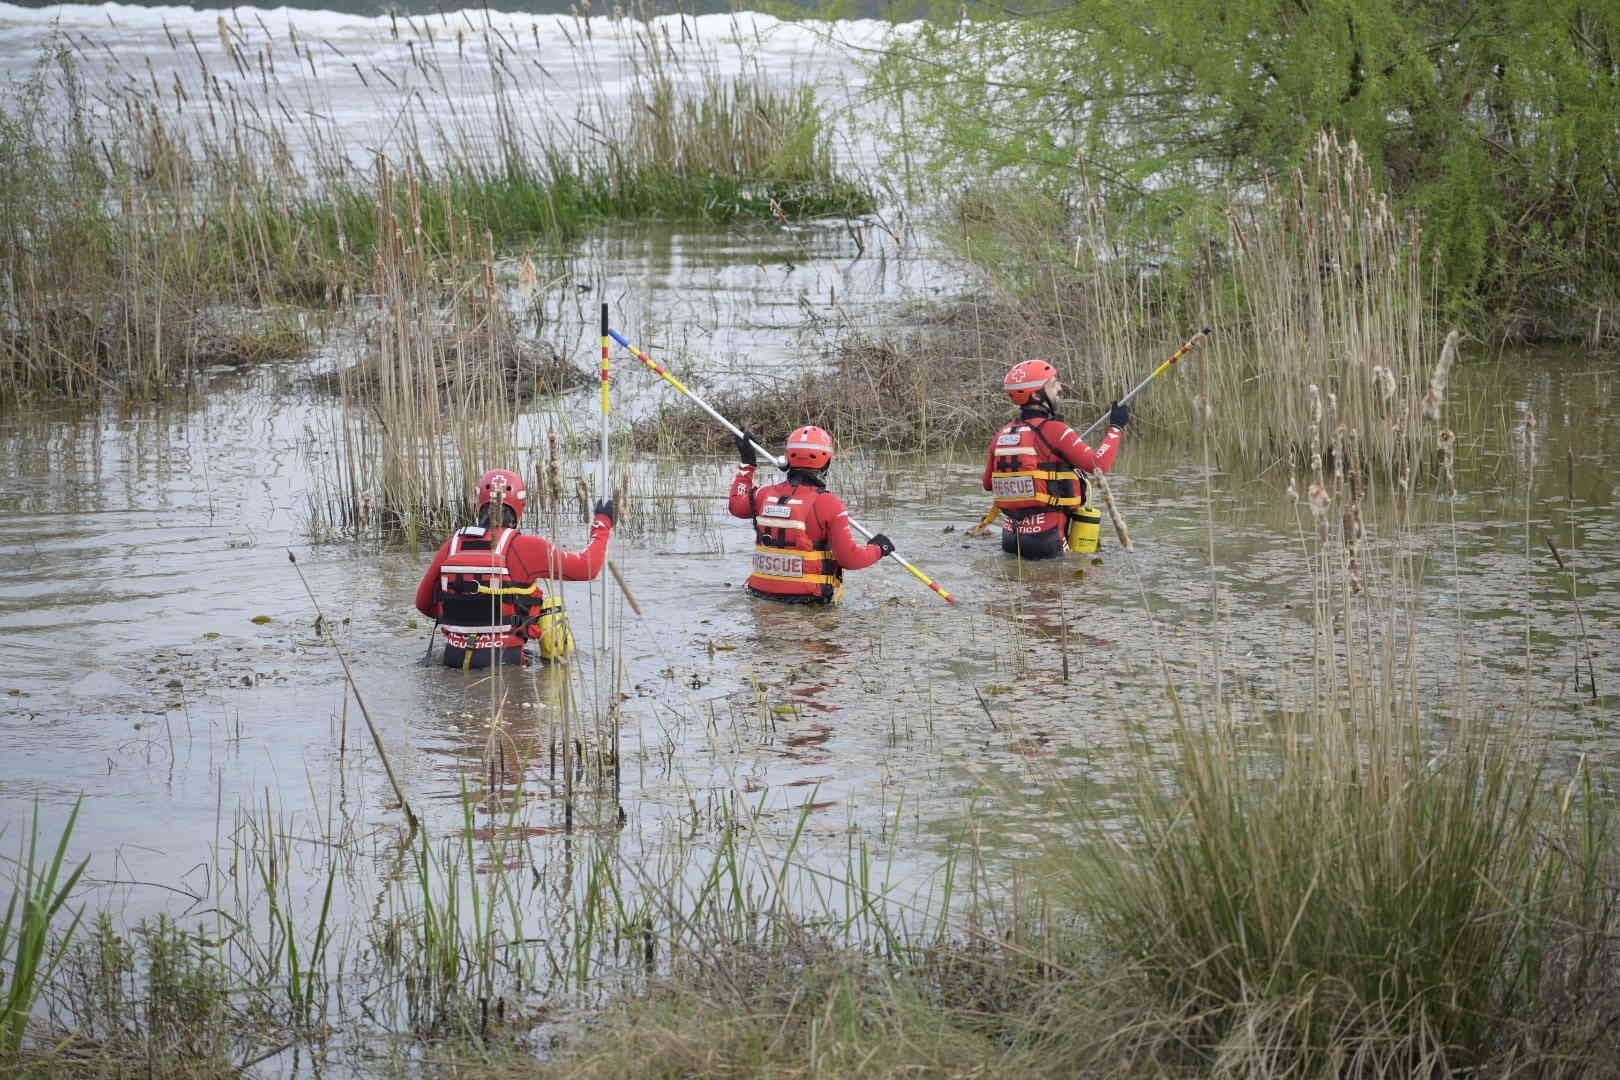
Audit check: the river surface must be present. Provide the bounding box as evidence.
[2,0,1619,1060]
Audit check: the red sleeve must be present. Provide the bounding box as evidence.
[816,493,884,571]
[415,539,454,616]
[728,465,758,519]
[508,516,613,582]
[982,439,998,491]
[1044,420,1123,474]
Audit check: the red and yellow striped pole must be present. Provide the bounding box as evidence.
[599,304,612,646]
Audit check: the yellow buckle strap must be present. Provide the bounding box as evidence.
[753,545,833,563]
[476,583,541,597]
[751,571,843,586]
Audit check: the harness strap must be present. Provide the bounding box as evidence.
[475,583,541,597]
[751,571,843,586]
[752,545,835,562]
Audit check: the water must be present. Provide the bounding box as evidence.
[2,1,1619,1062]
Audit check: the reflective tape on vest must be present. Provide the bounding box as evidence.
[991,474,1036,499]
[755,516,806,530]
[753,550,805,577]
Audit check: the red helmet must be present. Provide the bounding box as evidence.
[784,425,834,470]
[476,468,527,520]
[1004,359,1058,406]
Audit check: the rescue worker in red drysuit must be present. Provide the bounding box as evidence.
[984,360,1129,559]
[727,426,894,605]
[415,468,614,669]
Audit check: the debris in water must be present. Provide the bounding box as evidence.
[251,615,273,625]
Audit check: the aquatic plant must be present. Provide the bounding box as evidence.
[1,799,87,1060]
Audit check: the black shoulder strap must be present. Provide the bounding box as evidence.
[1028,417,1069,464]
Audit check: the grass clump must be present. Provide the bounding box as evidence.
[1,799,87,1063]
[1068,715,1620,1076]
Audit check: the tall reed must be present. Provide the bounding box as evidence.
[1,13,870,405]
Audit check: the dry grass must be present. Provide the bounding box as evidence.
[642,134,1443,478]
[0,14,871,406]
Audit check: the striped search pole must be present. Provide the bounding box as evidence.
[599,303,612,648]
[607,326,955,605]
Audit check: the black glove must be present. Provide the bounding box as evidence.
[869,533,895,557]
[593,498,615,525]
[1108,399,1130,429]
[735,430,757,467]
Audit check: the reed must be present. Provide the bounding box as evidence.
[660,133,1436,472]
[0,13,871,405]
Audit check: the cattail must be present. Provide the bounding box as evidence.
[1436,428,1455,493]
[1090,470,1131,551]
[1343,504,1364,593]
[1371,364,1395,405]
[519,252,538,295]
[1308,482,1331,538]
[1423,329,1459,421]
[1308,383,1323,428]
[1194,393,1214,422]
[546,428,562,505]
[1519,408,1537,479]
[1286,445,1298,502]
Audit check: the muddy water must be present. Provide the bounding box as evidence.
[4,328,1618,939]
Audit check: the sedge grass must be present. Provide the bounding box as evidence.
[1,798,88,1061]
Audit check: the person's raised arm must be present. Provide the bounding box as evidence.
[728,430,760,518]
[818,493,885,570]
[1047,418,1123,474]
[512,504,614,582]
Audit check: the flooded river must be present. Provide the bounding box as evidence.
[2,1,1618,1054]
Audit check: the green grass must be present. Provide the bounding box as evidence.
[1,798,88,1061]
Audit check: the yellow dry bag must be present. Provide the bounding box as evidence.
[1067,488,1102,554]
[534,595,576,660]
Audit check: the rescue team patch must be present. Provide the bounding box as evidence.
[753,551,805,577]
[446,630,508,649]
[761,504,793,518]
[992,475,1037,498]
[996,431,1023,445]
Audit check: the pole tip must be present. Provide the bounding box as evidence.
[1200,326,1214,336]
